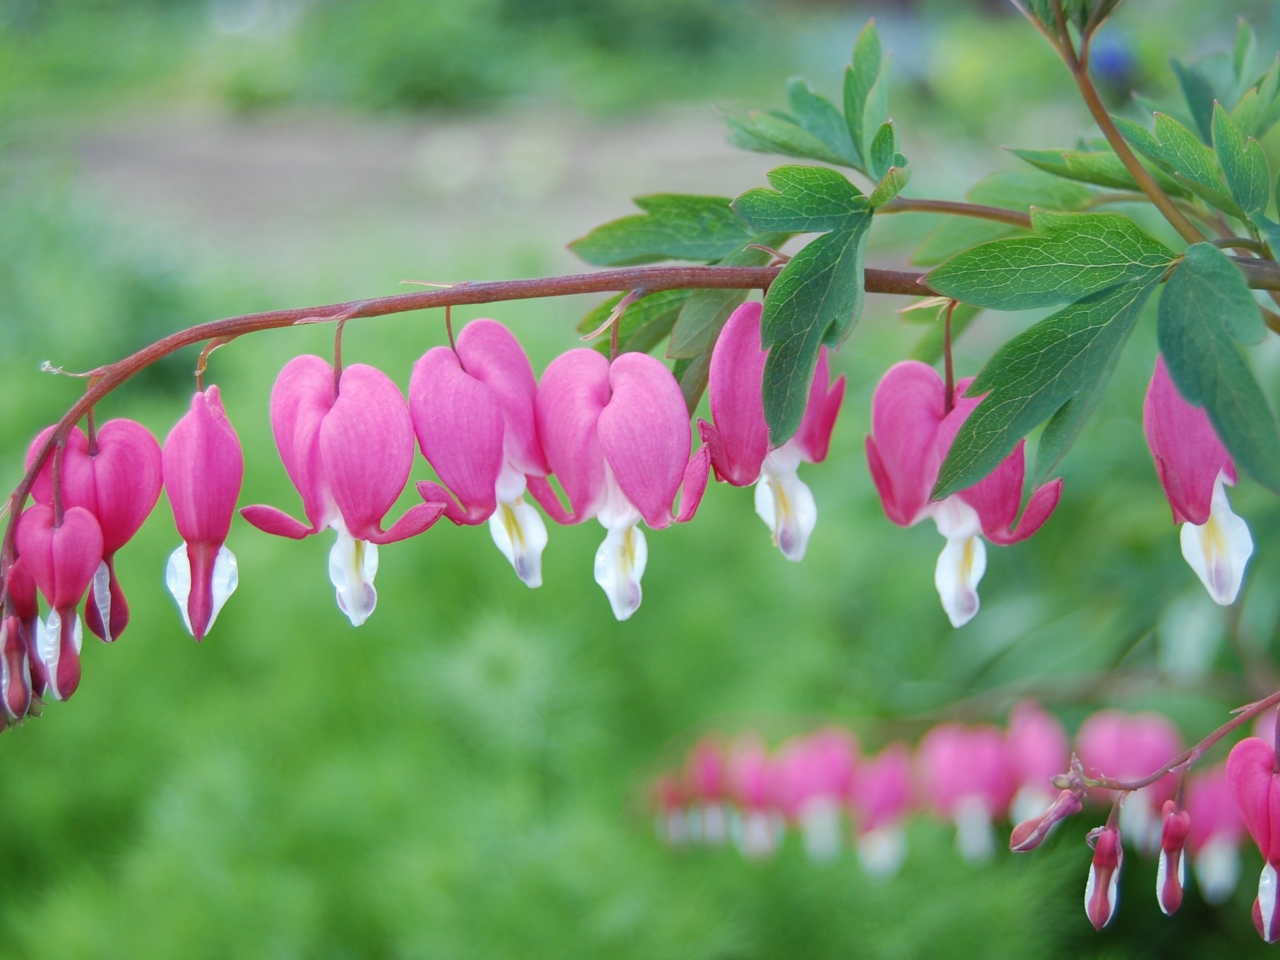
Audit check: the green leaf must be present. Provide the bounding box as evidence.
[844,20,888,167]
[732,166,867,233]
[867,158,910,207]
[761,212,872,444]
[933,279,1161,497]
[868,121,896,181]
[577,289,692,355]
[1171,58,1217,144]
[1174,243,1263,343]
[667,241,783,359]
[1009,147,1191,198]
[569,195,756,266]
[909,302,981,364]
[724,111,856,169]
[1234,20,1258,90]
[786,78,860,168]
[673,351,713,415]
[1112,113,1243,218]
[1158,242,1280,492]
[1212,103,1270,216]
[926,210,1175,311]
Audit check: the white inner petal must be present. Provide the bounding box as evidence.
[328,520,379,627]
[36,609,81,702]
[1261,862,1278,941]
[1195,836,1241,905]
[489,469,548,589]
[754,443,817,562]
[593,467,647,621]
[1156,849,1175,915]
[1180,472,1253,606]
[738,810,778,859]
[91,559,112,642]
[952,794,995,863]
[799,798,843,862]
[931,496,986,629]
[856,824,907,879]
[661,810,688,846]
[166,543,239,637]
[700,803,728,846]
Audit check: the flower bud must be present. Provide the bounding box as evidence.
[1009,787,1083,852]
[1,616,31,723]
[1157,799,1191,915]
[1085,824,1123,930]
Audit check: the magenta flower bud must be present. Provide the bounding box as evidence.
[16,504,104,701]
[411,321,550,587]
[1077,710,1182,853]
[26,420,163,642]
[865,361,1062,627]
[1227,737,1280,942]
[1006,700,1070,824]
[163,386,243,640]
[696,302,845,561]
[773,727,859,861]
[848,743,913,877]
[1187,764,1245,904]
[241,359,443,626]
[1157,799,1192,915]
[1144,356,1252,605]
[1010,788,1084,852]
[918,722,1014,862]
[529,350,709,620]
[1085,824,1124,930]
[1,616,30,723]
[6,558,44,699]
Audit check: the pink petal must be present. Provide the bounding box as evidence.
[16,504,103,608]
[410,346,503,525]
[240,504,314,539]
[268,354,336,532]
[1228,737,1280,864]
[367,501,446,545]
[27,426,96,514]
[917,722,1014,817]
[83,554,130,642]
[989,478,1062,545]
[535,349,611,523]
[850,743,912,832]
[7,557,38,621]
[320,364,415,541]
[706,301,769,486]
[956,440,1027,539]
[1188,764,1245,853]
[89,419,164,555]
[1078,710,1182,805]
[1005,700,1069,788]
[1144,355,1232,525]
[456,319,549,477]
[795,346,845,464]
[162,387,244,546]
[524,476,577,525]
[599,352,691,530]
[675,443,710,523]
[867,361,947,527]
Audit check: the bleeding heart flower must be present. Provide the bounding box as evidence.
[1228,737,1280,942]
[917,722,1014,862]
[528,349,709,620]
[726,733,783,859]
[1005,700,1070,824]
[411,320,550,587]
[651,774,689,846]
[848,742,912,877]
[1144,356,1252,605]
[1157,798,1192,915]
[865,361,1062,627]
[26,419,163,642]
[16,504,103,701]
[163,386,243,640]
[773,727,859,861]
[1,616,29,724]
[242,358,444,626]
[6,558,44,701]
[682,736,731,845]
[1187,763,1245,905]
[697,301,845,561]
[1085,822,1124,930]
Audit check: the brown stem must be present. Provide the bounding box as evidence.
[1049,0,1205,245]
[333,320,347,395]
[1212,237,1271,257]
[876,198,1033,230]
[444,304,457,354]
[943,300,957,414]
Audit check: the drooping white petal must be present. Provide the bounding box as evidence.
[489,495,548,588]
[856,824,907,879]
[1010,784,1056,827]
[1195,836,1242,905]
[166,543,239,637]
[328,522,379,627]
[700,803,729,846]
[737,810,781,859]
[1084,856,1122,929]
[35,609,81,701]
[799,798,843,862]
[593,469,647,621]
[91,560,113,642]
[1156,844,1186,916]
[1260,863,1279,942]
[931,496,986,628]
[753,444,817,562]
[952,794,995,863]
[1180,474,1253,605]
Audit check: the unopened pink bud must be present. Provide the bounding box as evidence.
[1010,787,1083,852]
[1,616,31,722]
[1085,825,1123,930]
[1157,799,1191,915]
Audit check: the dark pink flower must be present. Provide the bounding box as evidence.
[1077,710,1181,853]
[1157,799,1191,915]
[26,420,163,642]
[242,358,443,626]
[1085,823,1124,930]
[697,302,845,561]
[1010,788,1084,853]
[773,727,859,861]
[7,559,44,700]
[1,617,30,723]
[865,361,1062,627]
[529,350,709,620]
[1144,356,1251,604]
[163,386,243,640]
[411,321,550,587]
[917,722,1014,862]
[1227,737,1280,942]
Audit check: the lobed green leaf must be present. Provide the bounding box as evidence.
[1112,113,1244,218]
[844,21,888,170]
[786,78,860,168]
[1171,58,1218,144]
[569,194,756,266]
[1212,103,1270,217]
[1009,146,1191,198]
[732,166,867,234]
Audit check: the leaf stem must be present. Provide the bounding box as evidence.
[876,197,1033,229]
[943,300,958,414]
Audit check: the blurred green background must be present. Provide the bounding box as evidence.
[3,0,1280,956]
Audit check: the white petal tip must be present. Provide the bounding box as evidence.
[329,529,378,627]
[594,521,647,621]
[754,460,817,563]
[1181,478,1253,606]
[489,497,548,589]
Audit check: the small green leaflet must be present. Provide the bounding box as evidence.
[1010,147,1192,198]
[1170,57,1218,144]
[933,278,1161,498]
[732,166,868,233]
[667,240,785,359]
[844,21,890,173]
[1158,243,1280,493]
[724,111,856,170]
[568,195,756,266]
[577,289,692,356]
[1212,104,1270,217]
[927,210,1175,311]
[1112,113,1244,218]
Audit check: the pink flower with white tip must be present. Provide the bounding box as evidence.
[865,361,1062,627]
[529,349,709,620]
[773,727,858,861]
[0,616,29,723]
[411,320,550,587]
[1144,356,1252,605]
[26,420,163,642]
[1085,820,1124,930]
[727,734,782,859]
[1157,797,1191,915]
[1187,763,1246,904]
[1076,709,1182,854]
[242,358,444,626]
[1227,737,1280,942]
[163,386,243,640]
[16,503,103,701]
[1005,700,1069,824]
[1,559,41,720]
[917,722,1014,862]
[697,302,845,561]
[683,736,731,845]
[848,742,912,877]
